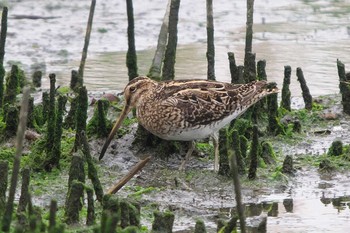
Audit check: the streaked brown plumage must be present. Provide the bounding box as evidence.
[99,76,279,171]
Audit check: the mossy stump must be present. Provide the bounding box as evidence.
[4,105,19,138]
[80,131,104,202]
[73,86,88,152]
[218,128,232,177]
[228,52,241,84]
[327,140,343,156]
[267,93,283,135]
[32,70,42,88]
[49,199,57,231]
[17,168,30,225]
[41,92,49,124]
[230,130,245,174]
[65,181,84,225]
[64,95,77,129]
[151,211,175,233]
[70,70,79,91]
[3,65,20,116]
[67,153,86,195]
[87,99,111,138]
[260,141,276,165]
[243,52,256,83]
[281,65,292,111]
[282,155,294,175]
[248,125,259,180]
[296,67,312,110]
[283,198,293,212]
[86,187,95,226]
[0,160,9,214]
[337,59,350,115]
[257,60,267,81]
[194,219,207,233]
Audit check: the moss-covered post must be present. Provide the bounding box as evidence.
[73,86,88,152]
[231,130,245,174]
[296,67,312,110]
[0,160,8,215]
[44,74,56,171]
[248,125,259,180]
[327,140,343,156]
[1,88,30,232]
[194,219,207,233]
[243,52,256,83]
[4,105,19,138]
[80,131,104,202]
[257,60,267,81]
[86,187,95,226]
[120,200,130,229]
[70,70,79,91]
[50,94,67,169]
[64,96,77,129]
[87,99,110,138]
[27,96,34,128]
[42,91,49,124]
[218,129,232,177]
[3,65,19,117]
[337,59,350,115]
[267,92,283,135]
[162,0,181,81]
[281,65,291,111]
[49,199,57,232]
[65,181,84,225]
[151,211,175,233]
[282,155,294,175]
[77,0,96,88]
[129,202,140,227]
[0,7,8,108]
[16,168,30,225]
[206,0,215,81]
[32,70,42,88]
[67,153,86,198]
[228,52,240,84]
[126,0,138,81]
[243,0,255,82]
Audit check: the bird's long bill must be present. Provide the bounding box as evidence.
[99,105,131,160]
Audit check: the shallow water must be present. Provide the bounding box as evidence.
[5,0,350,96]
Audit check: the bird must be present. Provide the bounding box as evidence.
[99,76,279,171]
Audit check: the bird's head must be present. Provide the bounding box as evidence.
[99,76,156,160]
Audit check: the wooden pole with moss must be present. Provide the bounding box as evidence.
[228,52,241,84]
[3,65,20,117]
[51,95,67,169]
[80,131,104,202]
[267,92,283,135]
[337,59,350,115]
[0,7,8,108]
[243,52,256,83]
[0,160,8,215]
[65,180,84,225]
[126,0,139,81]
[4,105,19,138]
[162,0,181,81]
[296,67,312,110]
[194,219,207,233]
[49,199,57,232]
[148,0,171,79]
[248,125,259,180]
[218,129,232,177]
[16,167,31,225]
[1,87,30,232]
[44,74,56,171]
[227,132,246,233]
[206,0,215,81]
[281,65,291,111]
[257,60,267,81]
[151,211,175,233]
[243,0,255,82]
[86,187,95,226]
[73,86,88,152]
[77,0,96,89]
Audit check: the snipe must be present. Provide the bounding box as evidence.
[99,76,279,171]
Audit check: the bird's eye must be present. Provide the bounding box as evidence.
[129,86,136,93]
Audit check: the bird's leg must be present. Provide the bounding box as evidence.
[179,141,195,170]
[212,132,219,172]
